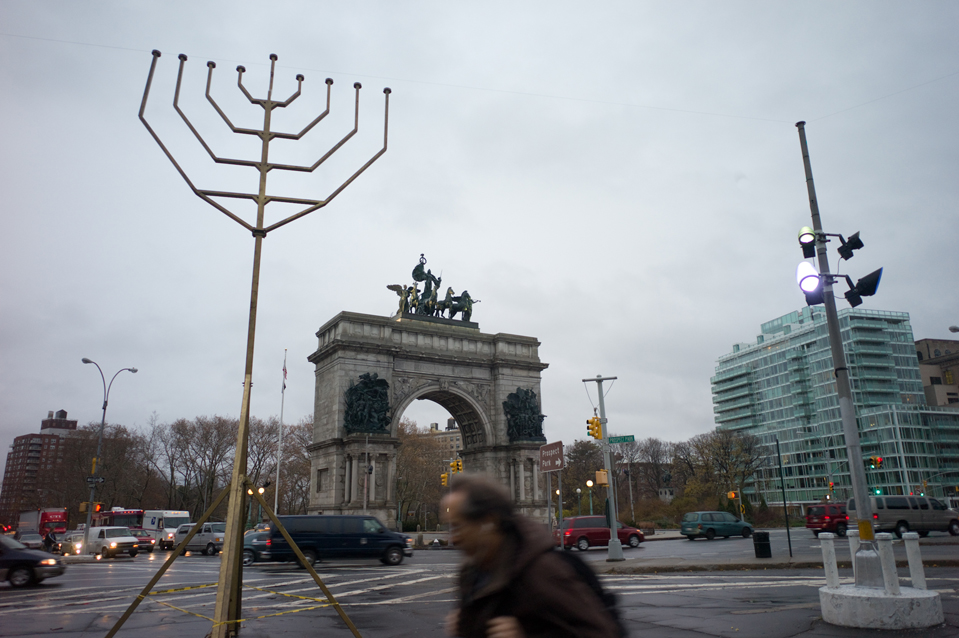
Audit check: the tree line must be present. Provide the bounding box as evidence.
[557,429,768,526]
[18,413,313,529]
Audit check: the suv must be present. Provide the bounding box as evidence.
[848,495,959,538]
[268,515,413,566]
[806,503,848,537]
[174,522,226,555]
[554,516,644,551]
[86,527,139,558]
[681,511,753,540]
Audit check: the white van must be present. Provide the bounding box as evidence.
[143,510,191,549]
[174,522,225,555]
[848,496,959,537]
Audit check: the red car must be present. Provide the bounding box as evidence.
[554,515,644,551]
[805,503,848,537]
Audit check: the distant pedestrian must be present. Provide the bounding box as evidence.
[43,532,56,553]
[442,474,621,638]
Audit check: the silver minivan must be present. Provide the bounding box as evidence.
[848,495,959,538]
[174,522,226,555]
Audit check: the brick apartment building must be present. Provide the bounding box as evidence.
[0,410,77,526]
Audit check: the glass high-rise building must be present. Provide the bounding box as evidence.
[711,307,959,508]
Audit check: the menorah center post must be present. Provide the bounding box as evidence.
[213,232,264,637]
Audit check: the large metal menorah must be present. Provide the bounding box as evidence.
[115,50,390,638]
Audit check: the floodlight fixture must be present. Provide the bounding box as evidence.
[796,261,820,293]
[837,231,864,260]
[843,267,882,308]
[796,261,825,306]
[798,226,816,258]
[950,326,959,333]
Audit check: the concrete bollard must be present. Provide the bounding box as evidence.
[847,529,859,579]
[902,532,926,590]
[876,533,900,595]
[819,532,841,589]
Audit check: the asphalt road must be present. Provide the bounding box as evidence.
[1,533,956,638]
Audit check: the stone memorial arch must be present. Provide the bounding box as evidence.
[306,310,550,527]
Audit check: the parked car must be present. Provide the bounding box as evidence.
[131,529,157,553]
[0,535,66,587]
[806,503,848,537]
[86,527,139,558]
[681,511,753,540]
[553,515,644,551]
[243,531,272,566]
[174,522,226,555]
[13,532,43,550]
[267,515,413,566]
[848,495,959,538]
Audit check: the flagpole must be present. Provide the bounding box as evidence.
[274,349,287,514]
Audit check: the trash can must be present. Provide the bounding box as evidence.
[753,531,771,558]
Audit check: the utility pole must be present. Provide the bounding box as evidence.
[796,121,881,588]
[584,375,624,561]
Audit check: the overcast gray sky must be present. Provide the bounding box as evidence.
[2,1,957,477]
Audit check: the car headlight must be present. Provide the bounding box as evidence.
[167,533,174,539]
[110,542,118,548]
[41,558,57,566]
[150,539,155,544]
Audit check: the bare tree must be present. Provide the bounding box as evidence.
[395,418,447,530]
[278,416,312,515]
[710,429,766,499]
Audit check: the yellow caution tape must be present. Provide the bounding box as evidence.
[150,582,219,595]
[242,583,330,604]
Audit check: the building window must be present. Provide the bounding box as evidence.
[934,349,941,357]
[931,377,942,385]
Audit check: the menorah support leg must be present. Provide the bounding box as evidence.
[212,234,264,637]
[104,486,231,638]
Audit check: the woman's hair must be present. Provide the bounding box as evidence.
[449,473,515,531]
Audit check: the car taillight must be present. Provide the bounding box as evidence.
[564,531,570,536]
[266,539,271,546]
[824,516,830,520]
[873,513,878,519]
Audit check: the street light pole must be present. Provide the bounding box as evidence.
[586,480,594,515]
[81,358,137,553]
[576,488,582,516]
[796,121,881,587]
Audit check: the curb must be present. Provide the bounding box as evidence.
[599,558,959,575]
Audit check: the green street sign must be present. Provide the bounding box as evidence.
[607,435,635,444]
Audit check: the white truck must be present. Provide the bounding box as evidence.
[142,510,191,550]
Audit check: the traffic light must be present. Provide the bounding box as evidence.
[94,503,102,512]
[441,473,448,486]
[586,417,602,440]
[456,460,463,473]
[450,461,457,474]
[829,481,835,493]
[876,456,884,469]
[867,456,877,469]
[727,491,737,499]
[79,502,88,513]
